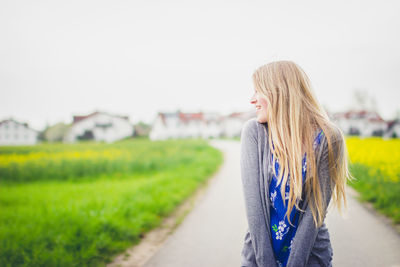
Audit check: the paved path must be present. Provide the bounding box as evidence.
[144,140,400,267]
[326,188,400,267]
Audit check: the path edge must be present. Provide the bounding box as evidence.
[346,186,400,235]
[107,143,226,267]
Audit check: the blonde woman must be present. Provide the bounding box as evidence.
[240,61,351,267]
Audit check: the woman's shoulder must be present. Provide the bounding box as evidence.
[320,125,344,148]
[241,118,267,141]
[316,124,345,164]
[242,118,268,134]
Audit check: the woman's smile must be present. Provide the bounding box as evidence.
[250,91,268,123]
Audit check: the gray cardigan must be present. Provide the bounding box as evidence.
[240,118,339,267]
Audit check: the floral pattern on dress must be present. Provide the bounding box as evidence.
[268,129,324,267]
[272,217,291,241]
[270,190,277,203]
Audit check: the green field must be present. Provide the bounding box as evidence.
[349,163,400,224]
[346,137,400,224]
[0,139,223,266]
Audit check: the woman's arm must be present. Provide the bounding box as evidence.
[241,228,257,267]
[240,119,277,267]
[286,133,341,267]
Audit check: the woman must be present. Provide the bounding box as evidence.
[240,61,351,267]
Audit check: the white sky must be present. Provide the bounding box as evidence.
[1,0,399,130]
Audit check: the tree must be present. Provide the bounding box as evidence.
[133,121,151,137]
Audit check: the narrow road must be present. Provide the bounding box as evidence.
[143,140,400,267]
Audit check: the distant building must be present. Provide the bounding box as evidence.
[220,111,255,138]
[149,110,256,140]
[332,110,388,137]
[201,113,223,139]
[0,118,39,146]
[385,119,400,138]
[63,111,134,143]
[149,111,223,140]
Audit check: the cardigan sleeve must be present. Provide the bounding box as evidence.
[240,119,278,267]
[241,228,258,267]
[286,130,342,267]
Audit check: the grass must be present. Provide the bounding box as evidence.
[345,137,400,225]
[0,139,223,267]
[0,139,216,183]
[348,163,400,224]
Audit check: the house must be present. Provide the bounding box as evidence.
[149,110,256,140]
[149,111,223,140]
[63,111,134,143]
[385,119,400,138]
[332,110,388,137]
[0,118,39,146]
[220,110,256,138]
[201,112,223,139]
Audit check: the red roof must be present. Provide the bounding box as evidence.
[334,110,385,122]
[178,112,204,122]
[387,119,400,130]
[157,111,206,126]
[72,111,129,124]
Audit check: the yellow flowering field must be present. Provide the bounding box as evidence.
[346,137,400,182]
[0,139,214,183]
[346,137,400,223]
[0,139,223,266]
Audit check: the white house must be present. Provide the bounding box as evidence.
[332,110,388,137]
[220,111,256,138]
[201,113,223,139]
[149,110,257,140]
[63,111,134,143]
[385,119,400,138]
[0,118,39,146]
[149,111,223,140]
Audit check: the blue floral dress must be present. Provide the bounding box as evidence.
[269,130,324,267]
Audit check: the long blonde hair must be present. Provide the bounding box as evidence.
[253,60,351,227]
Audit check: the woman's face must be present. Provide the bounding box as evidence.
[250,90,269,123]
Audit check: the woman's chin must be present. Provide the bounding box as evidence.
[256,116,267,123]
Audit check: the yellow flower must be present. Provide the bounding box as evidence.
[346,137,400,182]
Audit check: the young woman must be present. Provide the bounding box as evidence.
[240,61,351,267]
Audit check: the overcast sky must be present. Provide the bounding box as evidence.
[1,0,399,130]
